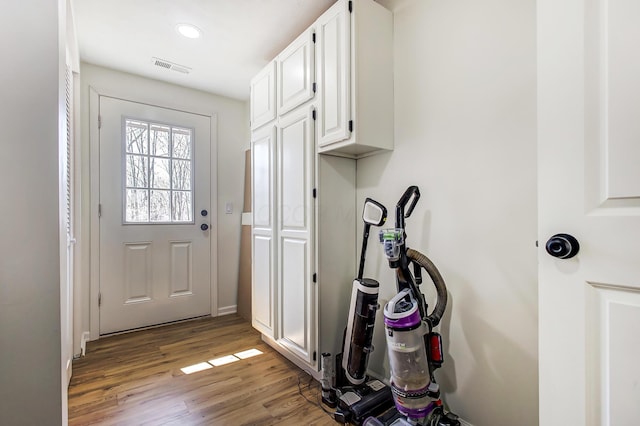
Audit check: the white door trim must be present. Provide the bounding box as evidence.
[89,86,218,340]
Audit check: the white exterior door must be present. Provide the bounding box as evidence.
[98,96,212,334]
[539,0,640,424]
[276,107,315,363]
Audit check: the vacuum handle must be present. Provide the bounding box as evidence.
[398,186,420,219]
[357,223,371,280]
[386,288,411,314]
[395,186,420,229]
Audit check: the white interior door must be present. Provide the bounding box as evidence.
[99,96,212,334]
[61,62,74,386]
[539,0,640,424]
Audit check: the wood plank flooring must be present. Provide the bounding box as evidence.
[68,315,336,425]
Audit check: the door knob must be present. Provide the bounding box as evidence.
[545,233,579,259]
[201,209,208,217]
[200,223,209,231]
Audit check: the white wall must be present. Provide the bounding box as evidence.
[0,0,65,424]
[78,64,249,340]
[361,1,538,425]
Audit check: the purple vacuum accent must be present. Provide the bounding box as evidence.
[397,400,438,419]
[384,309,421,329]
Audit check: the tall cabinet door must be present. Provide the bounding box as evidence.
[316,0,351,148]
[277,107,315,363]
[277,28,315,116]
[251,124,277,337]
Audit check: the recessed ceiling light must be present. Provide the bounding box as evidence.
[176,23,201,39]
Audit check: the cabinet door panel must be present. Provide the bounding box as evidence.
[277,29,315,116]
[280,238,309,352]
[250,61,276,130]
[252,235,274,334]
[251,125,276,337]
[277,108,315,363]
[281,119,308,229]
[317,0,350,147]
[252,126,276,229]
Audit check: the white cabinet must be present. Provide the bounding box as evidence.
[316,0,351,147]
[316,0,393,157]
[251,0,391,374]
[277,29,316,117]
[251,109,356,373]
[250,61,276,130]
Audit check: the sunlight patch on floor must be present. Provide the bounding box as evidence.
[234,348,263,359]
[180,348,264,374]
[180,362,213,375]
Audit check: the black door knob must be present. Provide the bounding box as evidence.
[200,223,209,231]
[201,209,208,217]
[545,233,579,259]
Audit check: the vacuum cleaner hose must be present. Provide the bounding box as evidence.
[406,248,447,327]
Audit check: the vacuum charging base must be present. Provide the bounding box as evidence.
[333,379,394,425]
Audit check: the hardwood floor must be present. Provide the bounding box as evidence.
[68,315,336,425]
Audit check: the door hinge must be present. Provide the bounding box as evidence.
[312,109,316,120]
[98,292,102,307]
[98,203,102,218]
[349,120,353,132]
[349,0,353,13]
[312,82,317,93]
[313,351,317,362]
[312,32,316,43]
[98,115,102,129]
[313,273,317,283]
[312,188,317,198]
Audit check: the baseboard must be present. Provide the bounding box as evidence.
[217,305,237,316]
[261,333,320,380]
[459,418,473,426]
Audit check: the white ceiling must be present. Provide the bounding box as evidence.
[73,0,337,100]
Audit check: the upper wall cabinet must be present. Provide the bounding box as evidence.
[277,28,316,117]
[316,0,393,157]
[250,61,277,130]
[316,0,351,147]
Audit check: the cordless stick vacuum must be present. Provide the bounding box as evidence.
[372,186,460,426]
[322,198,395,425]
[343,198,388,385]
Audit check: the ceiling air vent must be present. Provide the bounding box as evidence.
[151,57,192,74]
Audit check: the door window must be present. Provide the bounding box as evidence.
[123,118,194,223]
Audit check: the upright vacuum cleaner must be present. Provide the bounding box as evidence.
[322,198,395,424]
[373,186,460,426]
